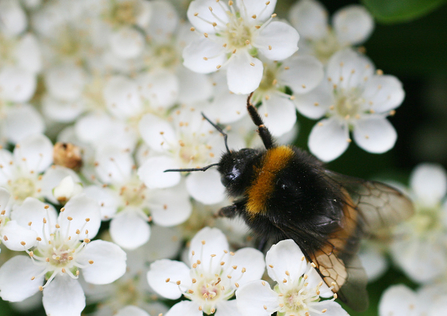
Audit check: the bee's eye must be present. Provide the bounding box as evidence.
[226,166,241,181]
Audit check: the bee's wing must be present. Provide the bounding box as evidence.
[272,216,369,311]
[325,170,415,234]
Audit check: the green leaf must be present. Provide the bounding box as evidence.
[362,0,447,23]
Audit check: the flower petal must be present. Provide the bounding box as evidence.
[103,76,142,119]
[45,64,85,101]
[94,146,133,184]
[147,259,192,299]
[59,194,101,240]
[116,306,150,316]
[11,197,58,240]
[333,5,374,45]
[2,220,38,251]
[14,134,53,173]
[266,239,307,282]
[166,301,202,316]
[0,66,36,103]
[410,163,447,207]
[188,227,229,273]
[236,0,277,21]
[136,70,179,108]
[110,209,150,250]
[207,90,248,124]
[326,48,374,90]
[259,95,296,137]
[227,54,263,94]
[186,169,226,205]
[150,183,192,226]
[308,118,349,162]
[362,75,405,113]
[109,26,145,59]
[42,275,85,316]
[215,300,242,316]
[78,240,127,284]
[310,300,349,316]
[183,38,226,74]
[353,117,397,153]
[138,156,181,189]
[236,280,278,316]
[255,21,299,61]
[293,80,332,119]
[83,185,120,220]
[288,0,328,40]
[4,104,45,144]
[280,55,324,94]
[231,248,265,286]
[139,113,176,152]
[187,0,229,32]
[379,285,417,316]
[0,256,44,302]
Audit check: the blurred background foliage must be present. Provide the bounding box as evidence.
[1,0,446,315]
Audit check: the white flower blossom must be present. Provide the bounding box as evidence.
[184,0,299,94]
[289,0,374,63]
[0,195,127,316]
[390,163,447,283]
[379,284,447,316]
[294,48,404,161]
[147,227,265,316]
[236,239,347,316]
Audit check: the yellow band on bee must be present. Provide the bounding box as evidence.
[246,146,294,217]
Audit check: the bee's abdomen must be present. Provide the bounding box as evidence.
[245,146,295,217]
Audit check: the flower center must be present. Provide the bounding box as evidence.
[225,16,253,49]
[411,206,443,236]
[110,0,139,25]
[284,289,308,312]
[119,181,147,208]
[334,90,364,122]
[257,65,278,93]
[150,44,179,69]
[312,31,343,64]
[9,177,36,201]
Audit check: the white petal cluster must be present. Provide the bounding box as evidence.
[295,48,404,161]
[0,194,126,316]
[390,163,447,283]
[184,0,299,94]
[148,227,265,316]
[237,240,346,316]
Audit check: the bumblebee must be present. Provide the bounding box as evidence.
[165,95,414,311]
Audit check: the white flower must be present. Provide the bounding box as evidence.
[184,0,299,94]
[248,55,323,136]
[138,106,239,204]
[294,48,404,161]
[390,163,447,283]
[0,134,81,206]
[379,284,447,316]
[0,187,39,251]
[0,195,127,316]
[236,240,347,316]
[147,227,265,316]
[289,0,374,63]
[84,146,192,249]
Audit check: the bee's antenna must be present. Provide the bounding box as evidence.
[164,163,220,173]
[246,92,275,149]
[201,112,231,154]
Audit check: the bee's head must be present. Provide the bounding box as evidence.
[217,148,260,196]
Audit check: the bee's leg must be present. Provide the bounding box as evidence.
[246,93,275,150]
[257,237,269,252]
[217,204,237,218]
[216,199,246,218]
